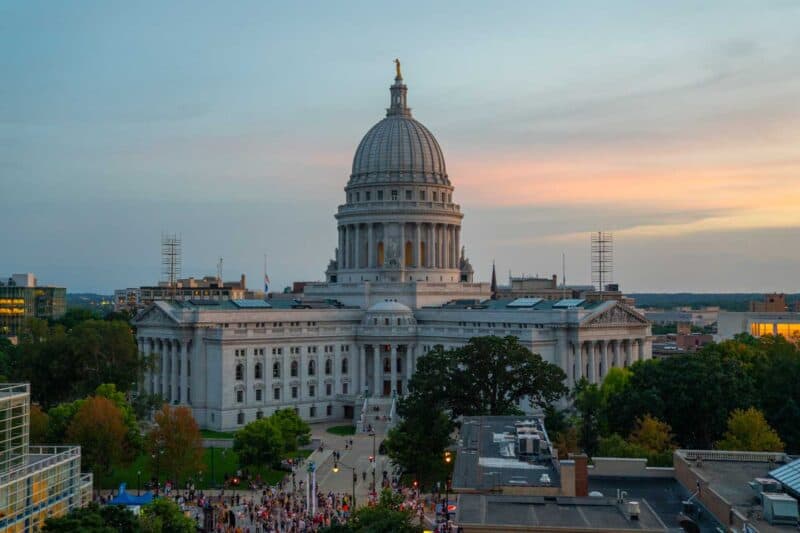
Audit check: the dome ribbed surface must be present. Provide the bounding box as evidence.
[350,116,448,185]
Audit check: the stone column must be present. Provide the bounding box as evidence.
[414,223,421,267]
[368,224,375,269]
[587,342,596,384]
[455,226,461,266]
[573,340,582,381]
[638,339,645,362]
[390,345,398,396]
[400,223,406,268]
[431,224,438,268]
[449,225,455,268]
[355,224,361,269]
[599,341,608,380]
[161,341,169,400]
[359,345,366,395]
[556,333,569,387]
[372,345,380,398]
[337,226,344,270]
[180,340,188,404]
[624,340,631,367]
[405,345,413,392]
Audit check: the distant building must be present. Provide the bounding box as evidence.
[495,275,633,305]
[717,311,800,342]
[750,293,789,312]
[0,384,92,531]
[644,308,718,328]
[0,274,66,337]
[115,274,257,312]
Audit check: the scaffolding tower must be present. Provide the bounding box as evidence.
[161,233,182,297]
[591,231,613,293]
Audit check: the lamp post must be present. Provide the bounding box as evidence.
[151,446,165,497]
[137,470,141,496]
[369,431,377,494]
[443,450,452,523]
[332,461,358,511]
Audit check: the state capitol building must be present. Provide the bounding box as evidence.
[134,66,652,431]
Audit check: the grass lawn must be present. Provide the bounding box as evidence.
[200,429,236,439]
[326,425,356,436]
[98,447,302,490]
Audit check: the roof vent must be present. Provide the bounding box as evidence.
[625,501,640,520]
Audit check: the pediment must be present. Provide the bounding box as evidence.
[583,303,648,327]
[133,304,179,327]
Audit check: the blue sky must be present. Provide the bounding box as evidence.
[2,1,800,293]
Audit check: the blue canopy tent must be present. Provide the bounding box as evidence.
[108,483,154,506]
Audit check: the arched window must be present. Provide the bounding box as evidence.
[308,359,316,376]
[235,364,243,381]
[325,359,332,375]
[291,360,298,377]
[341,357,349,374]
[255,363,263,380]
[273,362,280,378]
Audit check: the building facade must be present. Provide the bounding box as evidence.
[0,274,66,337]
[133,67,652,431]
[0,384,92,532]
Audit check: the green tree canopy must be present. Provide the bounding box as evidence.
[43,503,140,533]
[233,417,284,469]
[271,408,311,451]
[147,405,205,484]
[406,336,567,420]
[716,407,784,452]
[385,406,453,489]
[139,499,196,533]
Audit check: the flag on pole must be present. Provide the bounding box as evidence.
[264,273,270,294]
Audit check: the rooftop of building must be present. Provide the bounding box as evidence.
[455,492,668,532]
[427,297,607,312]
[675,449,799,532]
[452,416,560,492]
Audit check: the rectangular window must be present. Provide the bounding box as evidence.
[355,192,360,201]
[365,191,371,201]
[377,190,384,200]
[326,383,332,396]
[309,385,315,397]
[391,190,398,201]
[419,190,426,200]
[255,389,262,401]
[433,191,438,201]
[405,190,412,200]
[343,382,349,395]
[274,388,280,400]
[291,386,298,399]
[236,390,243,403]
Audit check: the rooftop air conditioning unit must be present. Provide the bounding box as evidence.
[625,501,641,520]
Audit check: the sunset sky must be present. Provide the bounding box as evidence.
[2,1,799,293]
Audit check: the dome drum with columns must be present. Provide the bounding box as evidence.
[327,64,472,285]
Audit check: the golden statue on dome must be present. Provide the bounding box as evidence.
[394,58,402,79]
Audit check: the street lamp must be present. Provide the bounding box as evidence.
[443,450,453,523]
[332,460,358,512]
[151,447,165,497]
[137,470,142,496]
[369,431,377,494]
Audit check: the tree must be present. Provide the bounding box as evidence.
[139,499,196,533]
[573,379,603,457]
[147,405,205,485]
[385,405,454,489]
[29,404,49,444]
[628,415,675,455]
[716,407,784,452]
[43,502,140,533]
[321,489,422,533]
[271,408,311,451]
[67,396,128,478]
[405,337,567,421]
[552,426,580,459]
[233,418,284,469]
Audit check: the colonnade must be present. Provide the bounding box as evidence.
[357,343,416,398]
[567,338,647,386]
[139,337,191,404]
[337,222,460,270]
